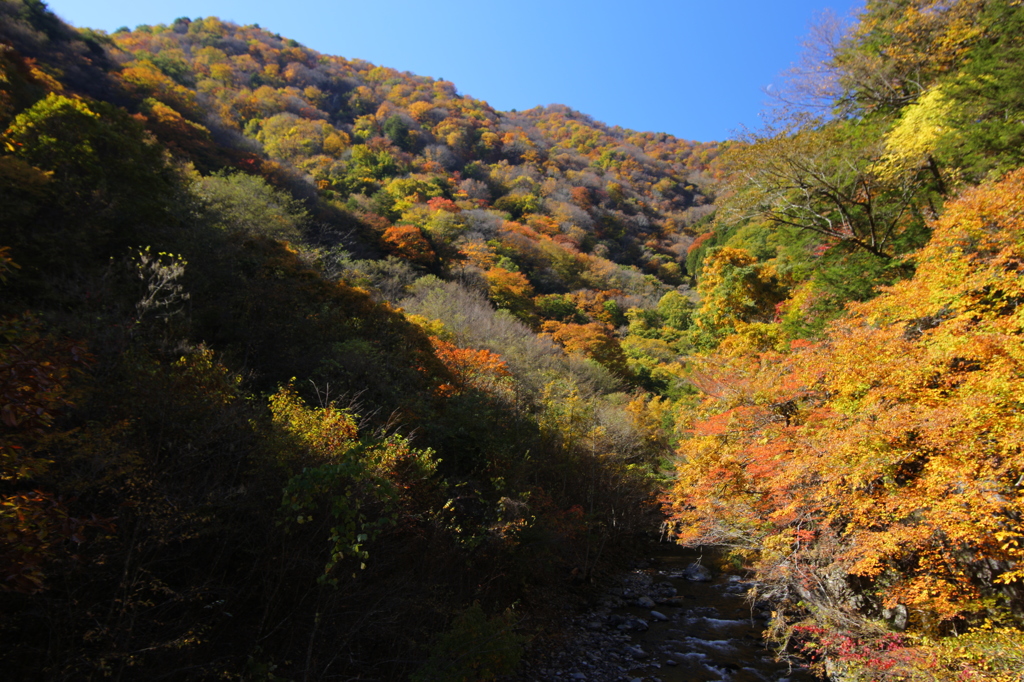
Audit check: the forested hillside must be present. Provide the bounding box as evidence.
[3,0,1024,679]
[0,0,710,678]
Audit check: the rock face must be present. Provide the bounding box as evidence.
[883,604,909,631]
[684,561,712,582]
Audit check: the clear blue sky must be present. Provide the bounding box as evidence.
[42,0,864,142]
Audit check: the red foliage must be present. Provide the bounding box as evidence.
[686,230,714,255]
[426,196,460,213]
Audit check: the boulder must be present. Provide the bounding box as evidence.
[625,645,649,660]
[883,604,908,631]
[652,580,677,598]
[684,561,712,582]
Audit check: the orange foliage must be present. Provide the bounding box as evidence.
[669,170,1024,642]
[429,338,511,397]
[118,63,201,120]
[426,196,459,213]
[526,214,561,236]
[501,220,542,241]
[138,100,218,166]
[0,315,108,593]
[541,321,629,376]
[457,241,496,270]
[407,101,434,122]
[484,267,535,316]
[686,230,714,255]
[569,186,593,209]
[567,289,624,325]
[382,225,436,265]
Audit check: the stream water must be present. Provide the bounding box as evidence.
[617,543,819,682]
[513,541,821,682]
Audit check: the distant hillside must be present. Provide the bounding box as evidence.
[2,10,720,283]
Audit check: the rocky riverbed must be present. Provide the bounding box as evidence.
[511,543,820,682]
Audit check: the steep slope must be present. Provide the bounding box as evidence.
[0,2,690,679]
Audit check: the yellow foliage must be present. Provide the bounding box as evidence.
[269,384,359,460]
[404,314,452,341]
[874,86,953,182]
[407,100,434,122]
[717,322,787,357]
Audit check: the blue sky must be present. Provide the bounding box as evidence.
[43,0,864,142]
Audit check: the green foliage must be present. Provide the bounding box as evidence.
[194,170,307,241]
[726,118,933,260]
[349,143,400,182]
[935,0,1024,181]
[656,290,694,330]
[2,92,181,269]
[625,307,663,338]
[255,112,342,161]
[272,386,404,583]
[535,293,584,322]
[382,113,411,150]
[492,192,541,219]
[411,602,527,682]
[141,50,195,87]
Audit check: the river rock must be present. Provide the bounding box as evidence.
[635,595,656,608]
[650,610,668,621]
[616,617,648,632]
[625,645,649,660]
[658,595,688,607]
[684,561,712,581]
[652,580,677,598]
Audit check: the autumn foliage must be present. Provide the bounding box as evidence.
[429,337,512,397]
[669,168,1024,678]
[542,320,630,377]
[382,224,436,264]
[7,0,1024,678]
[0,316,101,594]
